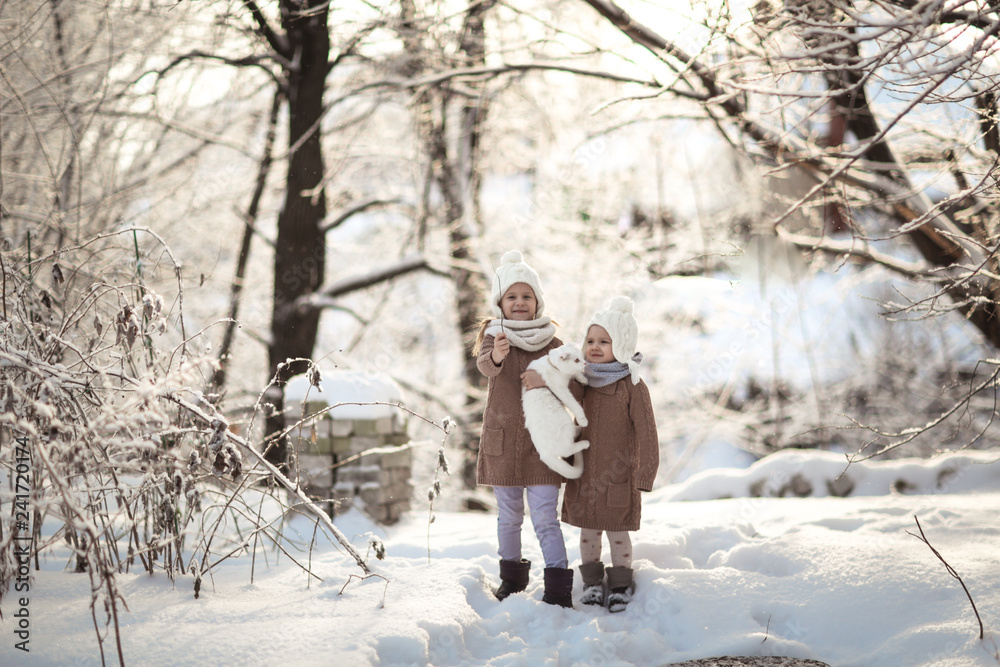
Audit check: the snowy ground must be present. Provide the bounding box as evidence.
[7,449,1000,667]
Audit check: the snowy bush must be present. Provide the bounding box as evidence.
[0,232,376,662]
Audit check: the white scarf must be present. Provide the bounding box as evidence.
[483,316,556,352]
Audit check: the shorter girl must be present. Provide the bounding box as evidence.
[561,296,659,613]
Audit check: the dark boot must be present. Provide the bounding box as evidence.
[579,561,605,606]
[495,559,530,601]
[606,566,634,613]
[541,567,574,608]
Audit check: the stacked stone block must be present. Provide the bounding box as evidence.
[289,403,412,524]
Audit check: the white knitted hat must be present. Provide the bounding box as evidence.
[491,250,545,318]
[588,296,640,383]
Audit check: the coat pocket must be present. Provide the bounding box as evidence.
[481,426,504,456]
[607,481,631,509]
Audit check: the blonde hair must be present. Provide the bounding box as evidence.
[471,317,494,357]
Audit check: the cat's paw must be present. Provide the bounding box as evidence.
[577,416,588,427]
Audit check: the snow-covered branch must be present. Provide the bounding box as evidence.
[164,393,372,575]
[295,254,450,312]
[776,227,931,278]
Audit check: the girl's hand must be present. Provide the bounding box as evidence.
[521,369,545,390]
[491,332,510,364]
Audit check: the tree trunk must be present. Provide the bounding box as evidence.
[454,0,493,380]
[400,0,492,490]
[212,90,282,397]
[452,0,494,489]
[265,1,330,470]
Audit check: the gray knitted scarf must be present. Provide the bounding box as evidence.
[483,316,556,352]
[585,352,643,386]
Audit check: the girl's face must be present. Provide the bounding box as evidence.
[585,325,614,364]
[500,283,537,320]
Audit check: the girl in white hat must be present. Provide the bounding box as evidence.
[472,250,578,607]
[561,296,659,613]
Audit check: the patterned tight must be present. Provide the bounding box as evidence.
[579,528,632,568]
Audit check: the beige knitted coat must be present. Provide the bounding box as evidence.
[561,378,659,531]
[476,334,574,487]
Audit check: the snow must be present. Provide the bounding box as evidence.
[665,448,1000,501]
[284,369,405,420]
[7,5,997,665]
[8,450,1000,667]
[638,264,981,402]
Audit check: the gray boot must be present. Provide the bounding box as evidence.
[579,561,605,606]
[606,566,634,613]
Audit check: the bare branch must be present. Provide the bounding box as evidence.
[881,0,1000,31]
[777,227,932,278]
[908,515,984,640]
[153,49,286,85]
[294,254,449,312]
[844,362,1000,461]
[243,0,290,58]
[321,197,409,233]
[579,0,740,114]
[393,62,665,92]
[339,572,390,608]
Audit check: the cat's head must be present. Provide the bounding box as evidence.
[549,344,585,372]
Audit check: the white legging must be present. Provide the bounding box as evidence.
[494,485,568,569]
[579,528,632,568]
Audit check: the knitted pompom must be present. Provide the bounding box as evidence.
[501,250,524,264]
[608,296,634,314]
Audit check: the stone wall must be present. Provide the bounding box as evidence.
[289,403,412,524]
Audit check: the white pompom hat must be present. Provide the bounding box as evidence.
[491,250,545,318]
[588,296,640,383]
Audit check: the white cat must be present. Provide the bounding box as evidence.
[522,345,591,479]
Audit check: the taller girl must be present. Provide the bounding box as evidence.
[473,250,575,608]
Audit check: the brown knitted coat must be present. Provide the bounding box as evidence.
[476,334,574,487]
[561,377,659,531]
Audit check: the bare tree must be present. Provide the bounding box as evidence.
[548,0,1000,455]
[576,0,999,345]
[0,1,171,249]
[0,7,414,659]
[152,1,449,471]
[395,0,494,488]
